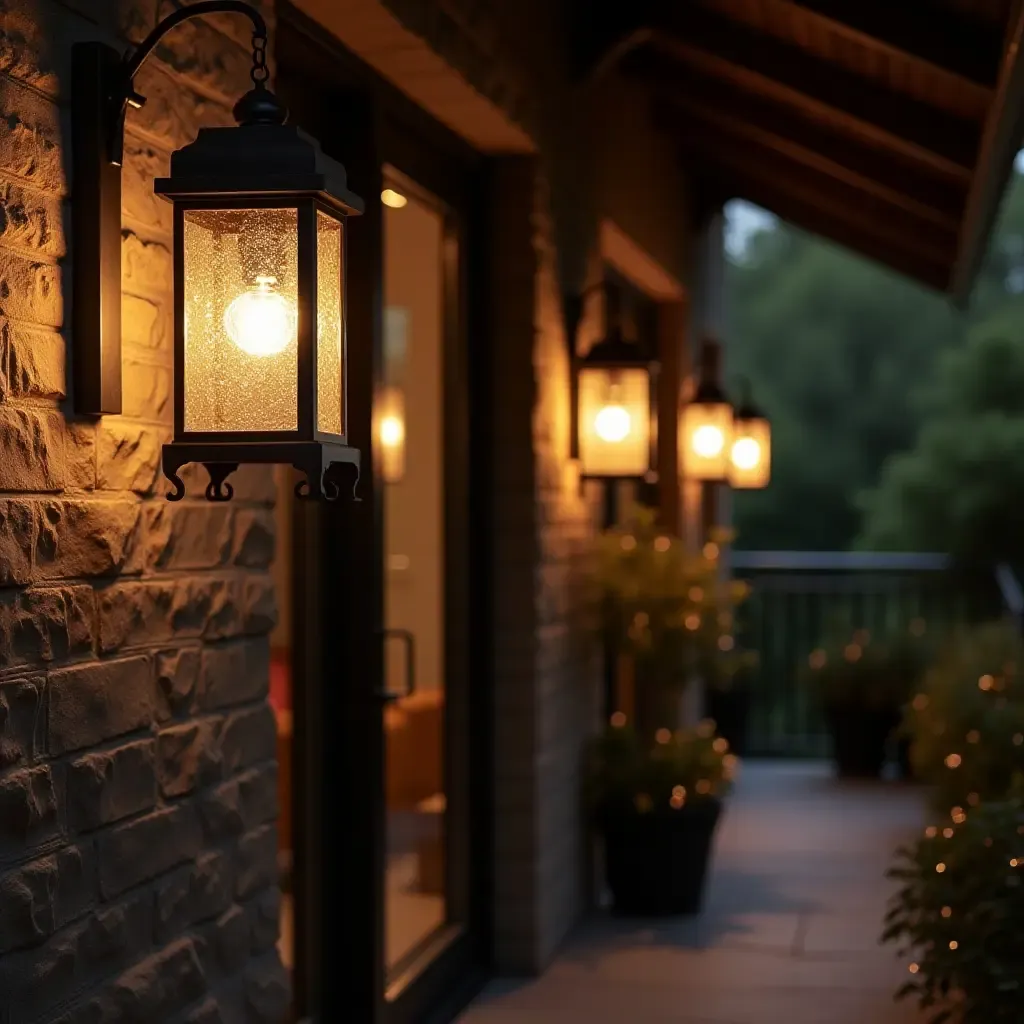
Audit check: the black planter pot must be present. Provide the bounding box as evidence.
[603,799,722,916]
[703,686,750,757]
[825,705,899,779]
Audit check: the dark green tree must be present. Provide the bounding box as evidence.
[726,169,1024,552]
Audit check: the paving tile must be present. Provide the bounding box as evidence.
[458,760,929,1024]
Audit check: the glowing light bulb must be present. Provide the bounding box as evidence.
[594,404,631,443]
[379,415,404,449]
[693,424,724,458]
[381,188,408,208]
[731,436,761,470]
[223,276,296,357]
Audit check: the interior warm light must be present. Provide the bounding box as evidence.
[594,403,632,443]
[380,415,404,448]
[693,424,725,458]
[381,188,408,209]
[223,275,297,357]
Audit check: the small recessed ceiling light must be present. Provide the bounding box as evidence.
[381,188,407,209]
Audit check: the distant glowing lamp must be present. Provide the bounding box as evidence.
[729,381,771,489]
[680,338,733,481]
[577,333,657,480]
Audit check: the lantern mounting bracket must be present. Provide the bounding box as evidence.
[71,1,281,417]
[162,443,362,504]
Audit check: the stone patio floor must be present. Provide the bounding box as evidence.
[459,760,927,1024]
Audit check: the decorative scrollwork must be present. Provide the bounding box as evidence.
[203,463,239,502]
[165,468,186,502]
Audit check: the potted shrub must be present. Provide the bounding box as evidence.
[586,508,752,915]
[903,619,1024,813]
[805,626,930,779]
[588,720,736,915]
[883,781,1024,1024]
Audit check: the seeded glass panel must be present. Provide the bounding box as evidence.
[316,212,344,436]
[182,207,298,432]
[577,366,651,477]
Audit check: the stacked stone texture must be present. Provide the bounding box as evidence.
[0,1,286,1021]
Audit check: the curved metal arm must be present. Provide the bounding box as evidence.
[111,1,269,164]
[122,1,267,86]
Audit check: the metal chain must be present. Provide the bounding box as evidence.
[251,32,269,84]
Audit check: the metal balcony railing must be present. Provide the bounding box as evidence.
[730,551,1022,758]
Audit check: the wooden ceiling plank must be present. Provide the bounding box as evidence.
[655,6,981,182]
[711,170,952,290]
[679,132,958,266]
[645,61,967,225]
[748,0,1002,90]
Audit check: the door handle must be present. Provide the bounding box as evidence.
[376,628,416,703]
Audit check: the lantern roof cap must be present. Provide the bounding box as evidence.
[580,331,657,369]
[733,377,768,422]
[155,112,364,216]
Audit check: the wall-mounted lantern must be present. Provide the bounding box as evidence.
[72,1,364,501]
[576,285,658,480]
[729,380,771,490]
[680,337,733,482]
[376,386,406,484]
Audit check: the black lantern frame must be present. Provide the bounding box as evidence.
[576,332,660,482]
[156,126,363,500]
[70,0,364,501]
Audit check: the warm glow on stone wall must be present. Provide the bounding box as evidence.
[182,207,299,432]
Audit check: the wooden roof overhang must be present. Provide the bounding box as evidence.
[578,0,1024,299]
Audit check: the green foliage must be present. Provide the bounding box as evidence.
[883,784,1024,1024]
[586,719,735,821]
[590,506,754,702]
[726,172,1024,553]
[904,620,1024,813]
[803,624,932,713]
[859,324,1024,564]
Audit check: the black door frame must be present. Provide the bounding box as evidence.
[278,6,494,1023]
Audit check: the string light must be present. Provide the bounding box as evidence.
[655,728,671,745]
[945,753,962,769]
[703,542,719,560]
[967,730,980,744]
[844,643,862,663]
[610,711,627,728]
[670,785,686,809]
[943,828,954,839]
[685,614,701,631]
[936,862,947,873]
[713,737,729,754]
[654,535,671,552]
[718,635,735,652]
[908,963,920,974]
[697,719,716,738]
[620,535,637,551]
[695,779,712,795]
[941,906,952,918]
[925,826,938,838]
[809,649,827,670]
[949,940,959,950]
[979,674,994,691]
[912,693,929,711]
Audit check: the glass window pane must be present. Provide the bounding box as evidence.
[182,207,298,432]
[381,185,447,976]
[316,211,344,437]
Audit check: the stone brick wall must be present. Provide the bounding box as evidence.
[0,2,286,1020]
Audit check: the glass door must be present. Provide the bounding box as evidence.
[377,167,479,1021]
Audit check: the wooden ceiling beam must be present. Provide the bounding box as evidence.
[951,5,1024,301]
[645,61,967,229]
[678,130,958,270]
[742,0,1002,90]
[710,169,952,291]
[653,6,982,183]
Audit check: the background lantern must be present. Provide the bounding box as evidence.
[680,337,733,481]
[156,73,364,501]
[730,380,771,489]
[576,284,657,479]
